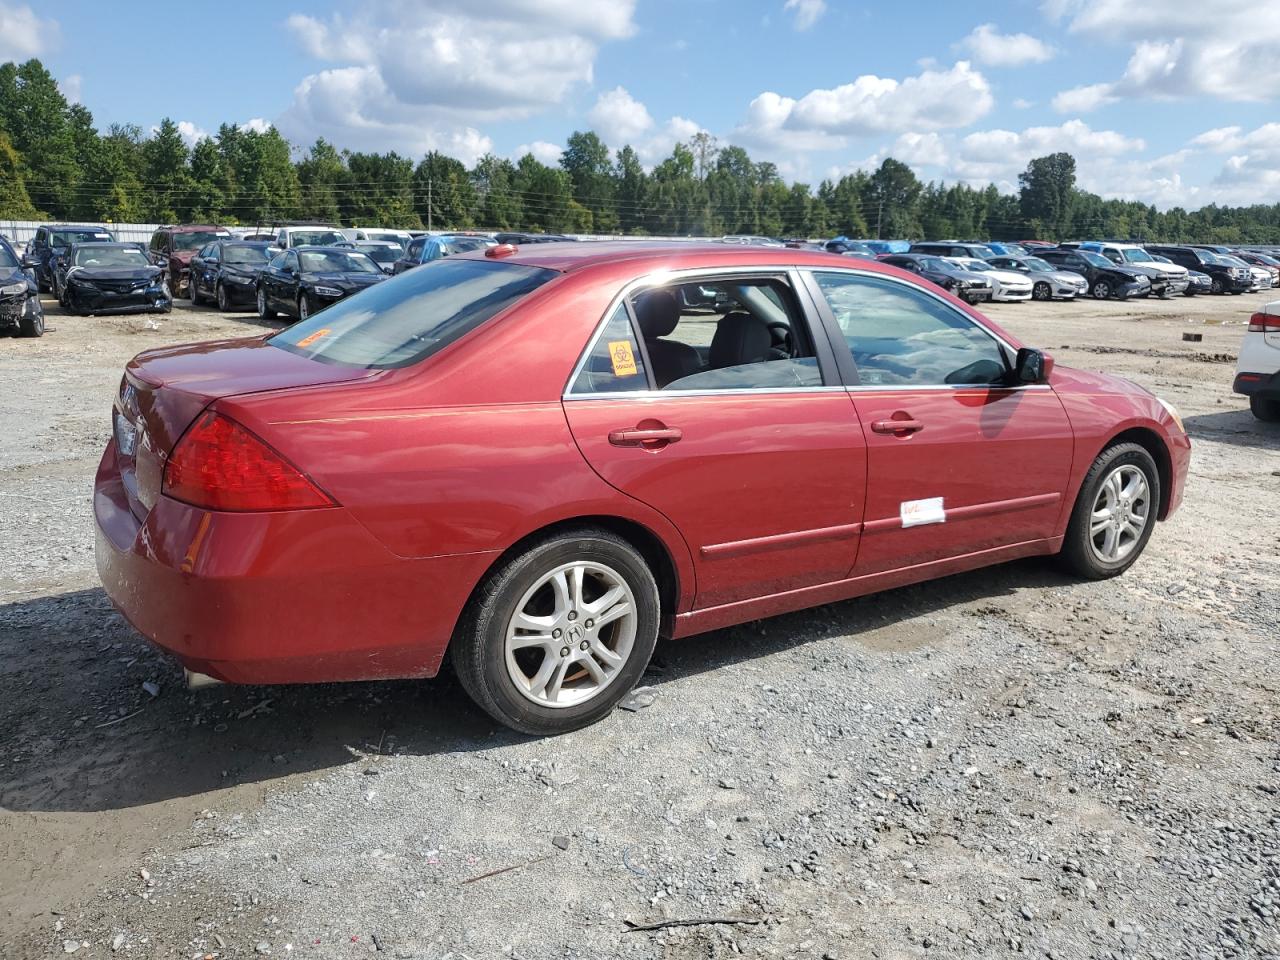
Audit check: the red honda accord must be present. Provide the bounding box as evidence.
[95,242,1190,733]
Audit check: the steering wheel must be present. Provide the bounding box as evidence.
[766,321,794,357]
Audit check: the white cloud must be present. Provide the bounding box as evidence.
[958,24,1054,67]
[634,115,703,165]
[238,118,272,134]
[736,61,993,156]
[515,140,563,165]
[278,2,635,158]
[587,86,653,144]
[1012,98,1034,109]
[1047,0,1280,108]
[58,73,81,105]
[1051,83,1116,113]
[783,0,826,31]
[175,120,208,146]
[0,2,59,62]
[891,131,949,167]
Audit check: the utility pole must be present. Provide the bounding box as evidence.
[427,177,433,232]
[876,199,884,239]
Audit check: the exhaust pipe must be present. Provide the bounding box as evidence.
[185,668,224,690]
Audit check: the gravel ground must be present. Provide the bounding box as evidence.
[1,289,1277,960]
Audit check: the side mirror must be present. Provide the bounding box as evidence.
[20,256,37,270]
[1013,347,1051,385]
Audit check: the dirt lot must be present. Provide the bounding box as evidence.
[1,288,1277,960]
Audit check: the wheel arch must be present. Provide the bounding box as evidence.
[453,515,684,644]
[1095,427,1174,520]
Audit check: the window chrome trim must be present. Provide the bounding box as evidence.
[563,264,834,400]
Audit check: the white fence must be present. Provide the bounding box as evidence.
[1,220,161,247]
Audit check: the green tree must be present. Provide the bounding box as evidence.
[73,123,143,222]
[296,139,346,223]
[0,59,78,216]
[471,153,521,229]
[614,145,648,235]
[0,132,39,218]
[867,158,922,238]
[413,151,476,229]
[1019,152,1076,240]
[561,131,617,233]
[345,151,419,228]
[141,118,195,222]
[512,153,574,232]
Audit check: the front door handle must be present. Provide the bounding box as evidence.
[608,425,683,447]
[870,416,924,435]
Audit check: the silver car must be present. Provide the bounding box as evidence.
[988,255,1089,301]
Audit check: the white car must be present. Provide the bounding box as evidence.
[352,228,414,249]
[1235,300,1280,421]
[947,257,1033,301]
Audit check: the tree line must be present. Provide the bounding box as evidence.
[3,58,1280,244]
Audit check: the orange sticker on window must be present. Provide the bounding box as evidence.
[296,327,332,348]
[608,340,638,377]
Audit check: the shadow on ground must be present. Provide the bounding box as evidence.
[1184,406,1280,449]
[0,558,1073,815]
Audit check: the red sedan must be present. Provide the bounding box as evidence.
[95,243,1190,734]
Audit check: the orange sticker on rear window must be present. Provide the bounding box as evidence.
[296,327,332,348]
[608,340,638,377]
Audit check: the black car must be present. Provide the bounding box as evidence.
[0,236,44,337]
[60,242,172,316]
[189,241,274,311]
[392,234,495,275]
[878,253,994,304]
[1144,245,1253,295]
[1037,248,1152,300]
[28,223,117,295]
[256,246,387,322]
[492,232,575,245]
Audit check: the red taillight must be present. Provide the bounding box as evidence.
[1248,312,1280,332]
[163,411,335,512]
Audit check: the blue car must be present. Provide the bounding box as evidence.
[27,223,116,295]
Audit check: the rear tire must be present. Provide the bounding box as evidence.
[256,287,275,320]
[1211,277,1224,294]
[1251,394,1280,422]
[452,527,660,735]
[1059,442,1160,580]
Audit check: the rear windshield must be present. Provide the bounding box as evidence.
[173,231,229,251]
[225,244,270,264]
[270,258,557,369]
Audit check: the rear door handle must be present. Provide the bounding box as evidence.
[608,427,683,447]
[870,418,924,435]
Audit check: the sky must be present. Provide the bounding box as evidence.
[3,0,1279,210]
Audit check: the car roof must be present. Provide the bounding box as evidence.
[164,224,225,232]
[454,240,903,277]
[69,241,138,248]
[293,245,363,252]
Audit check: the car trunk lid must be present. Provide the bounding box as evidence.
[112,336,375,519]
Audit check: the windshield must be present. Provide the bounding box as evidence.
[271,258,556,369]
[291,230,346,246]
[442,237,493,256]
[224,244,270,265]
[357,244,401,264]
[73,247,149,267]
[968,245,997,259]
[1121,249,1155,263]
[956,259,992,272]
[1023,257,1053,272]
[0,245,18,268]
[1221,255,1249,267]
[53,229,112,247]
[366,233,407,248]
[299,250,382,274]
[172,231,228,252]
[1079,251,1111,267]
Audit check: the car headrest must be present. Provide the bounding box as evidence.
[634,290,680,338]
[710,312,772,369]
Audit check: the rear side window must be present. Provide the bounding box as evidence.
[271,258,556,369]
[570,304,649,394]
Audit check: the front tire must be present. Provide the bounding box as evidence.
[452,528,660,735]
[1032,282,1051,301]
[18,305,44,337]
[1251,395,1280,422]
[1091,279,1113,300]
[297,293,310,321]
[1059,443,1160,580]
[1210,277,1224,295]
[190,278,204,305]
[216,282,230,312]
[256,287,275,320]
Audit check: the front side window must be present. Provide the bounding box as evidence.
[407,238,426,258]
[284,252,299,272]
[298,250,380,274]
[812,271,1008,387]
[271,258,556,369]
[570,303,649,394]
[625,277,822,391]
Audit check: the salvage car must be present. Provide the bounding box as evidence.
[1218,254,1271,291]
[1234,300,1280,421]
[392,233,496,274]
[946,257,1033,301]
[1144,245,1252,295]
[1038,248,1152,300]
[355,240,407,274]
[256,245,387,321]
[1232,251,1280,286]
[28,224,116,296]
[94,242,1190,734]
[987,255,1088,301]
[0,235,44,337]
[189,241,274,311]
[877,253,994,304]
[61,243,172,316]
[270,225,350,251]
[1078,243,1190,299]
[910,241,997,259]
[149,225,232,299]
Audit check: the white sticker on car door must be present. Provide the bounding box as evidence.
[901,497,945,528]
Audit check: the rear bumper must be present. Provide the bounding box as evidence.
[93,442,495,685]
[1233,371,1280,397]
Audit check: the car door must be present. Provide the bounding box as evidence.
[262,252,288,308]
[277,251,301,312]
[805,268,1075,576]
[562,272,868,610]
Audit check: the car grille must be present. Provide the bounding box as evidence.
[90,279,150,294]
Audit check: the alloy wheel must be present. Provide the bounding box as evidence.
[257,288,267,318]
[298,295,309,320]
[1088,464,1150,564]
[1033,282,1051,301]
[217,283,228,311]
[1091,280,1112,300]
[504,561,637,709]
